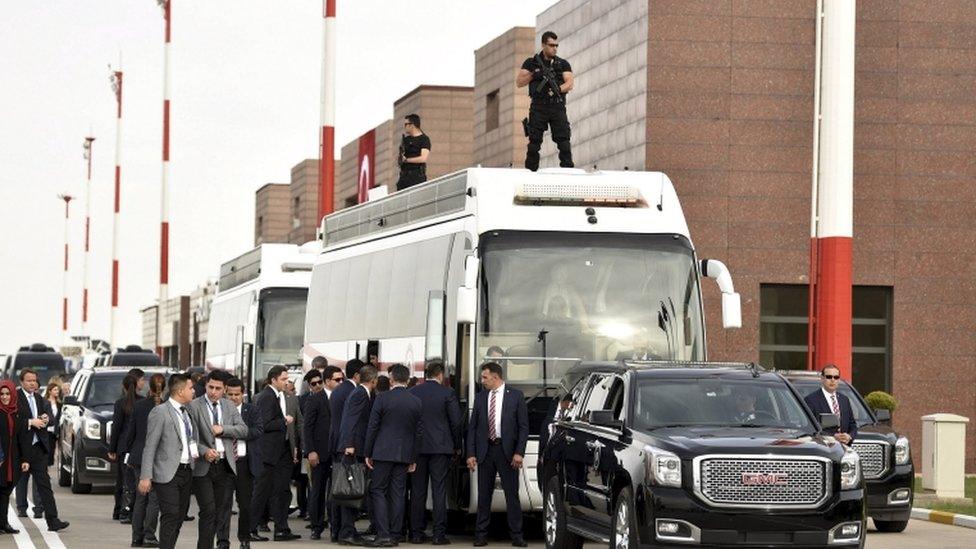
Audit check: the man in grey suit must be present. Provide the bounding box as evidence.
[138,374,198,549]
[188,370,248,549]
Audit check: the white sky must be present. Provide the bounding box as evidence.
[0,0,557,354]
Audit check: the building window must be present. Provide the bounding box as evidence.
[292,197,301,229]
[759,284,892,395]
[485,89,499,132]
[256,216,263,243]
[344,195,357,209]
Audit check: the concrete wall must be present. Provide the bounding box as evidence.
[254,183,291,245]
[474,27,536,168]
[393,86,474,180]
[336,120,396,210]
[537,0,649,170]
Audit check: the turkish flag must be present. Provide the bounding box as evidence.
[357,130,376,204]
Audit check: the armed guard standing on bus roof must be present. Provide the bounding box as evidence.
[517,30,574,172]
[396,114,431,191]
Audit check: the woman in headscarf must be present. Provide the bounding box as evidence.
[0,379,31,534]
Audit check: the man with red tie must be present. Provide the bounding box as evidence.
[465,362,528,548]
[804,364,858,445]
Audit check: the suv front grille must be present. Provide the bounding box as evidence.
[695,456,830,509]
[851,441,888,479]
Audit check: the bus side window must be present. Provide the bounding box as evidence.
[425,291,446,362]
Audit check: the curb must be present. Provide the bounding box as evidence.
[911,507,976,530]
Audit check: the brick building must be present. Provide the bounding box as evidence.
[254,183,291,245]
[539,0,976,471]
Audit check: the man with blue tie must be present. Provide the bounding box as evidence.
[804,364,858,445]
[337,364,379,545]
[466,362,528,547]
[329,359,362,543]
[16,369,68,532]
[365,364,422,547]
[409,361,461,545]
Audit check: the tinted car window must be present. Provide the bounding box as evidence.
[109,353,161,367]
[579,374,625,422]
[632,376,815,432]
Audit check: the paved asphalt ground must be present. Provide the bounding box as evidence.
[3,483,975,548]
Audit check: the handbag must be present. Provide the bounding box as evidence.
[331,456,367,501]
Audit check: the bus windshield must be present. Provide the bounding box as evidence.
[256,287,308,382]
[478,231,704,391]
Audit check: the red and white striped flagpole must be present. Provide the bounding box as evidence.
[156,0,171,356]
[82,136,95,336]
[110,65,123,348]
[809,0,855,381]
[58,194,74,344]
[318,0,336,222]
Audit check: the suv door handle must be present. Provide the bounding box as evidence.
[564,435,575,443]
[586,440,604,450]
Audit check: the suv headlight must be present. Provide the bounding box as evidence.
[644,445,682,488]
[83,418,102,440]
[840,448,861,490]
[894,436,910,465]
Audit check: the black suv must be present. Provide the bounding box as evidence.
[780,371,913,533]
[4,343,66,386]
[58,354,169,493]
[541,362,865,548]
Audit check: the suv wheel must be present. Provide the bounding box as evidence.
[611,487,637,549]
[873,519,908,533]
[544,476,582,549]
[70,446,92,494]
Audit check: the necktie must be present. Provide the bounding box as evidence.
[488,390,497,441]
[27,393,39,444]
[830,394,840,416]
[179,406,194,458]
[210,401,219,424]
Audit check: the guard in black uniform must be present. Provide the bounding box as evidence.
[517,30,574,171]
[396,113,431,191]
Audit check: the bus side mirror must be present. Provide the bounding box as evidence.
[457,256,480,325]
[700,259,741,329]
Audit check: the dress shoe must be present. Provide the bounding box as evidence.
[511,538,527,548]
[311,529,323,540]
[120,516,132,525]
[143,541,160,548]
[257,524,271,532]
[33,510,44,519]
[273,531,301,541]
[338,535,366,546]
[432,538,451,545]
[112,511,120,520]
[411,534,430,544]
[16,510,27,518]
[473,539,487,547]
[367,538,397,547]
[1,525,21,534]
[130,542,143,548]
[248,532,269,542]
[48,520,70,532]
[239,543,251,549]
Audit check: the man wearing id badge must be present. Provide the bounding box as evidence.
[139,374,198,549]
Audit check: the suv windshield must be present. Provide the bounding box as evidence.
[632,375,817,432]
[255,287,307,381]
[14,353,66,387]
[478,232,704,390]
[83,373,158,410]
[788,378,875,427]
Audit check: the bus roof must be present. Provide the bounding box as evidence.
[321,168,691,251]
[215,243,317,299]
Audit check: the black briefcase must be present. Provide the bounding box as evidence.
[331,457,367,501]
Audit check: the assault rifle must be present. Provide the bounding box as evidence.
[534,54,564,104]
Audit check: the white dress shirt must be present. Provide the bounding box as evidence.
[271,386,287,418]
[206,396,225,457]
[21,388,40,445]
[821,388,841,415]
[489,384,505,440]
[235,403,247,458]
[169,398,192,464]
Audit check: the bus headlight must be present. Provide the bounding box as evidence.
[895,436,910,465]
[840,449,861,490]
[83,418,102,440]
[645,445,682,488]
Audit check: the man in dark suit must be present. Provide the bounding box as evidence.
[337,364,379,545]
[804,364,858,445]
[16,369,69,532]
[328,359,363,542]
[302,369,331,540]
[408,361,461,544]
[138,374,198,549]
[126,373,167,548]
[466,362,528,547]
[250,366,300,541]
[365,364,422,546]
[220,377,265,549]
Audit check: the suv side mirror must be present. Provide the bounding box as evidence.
[873,409,891,423]
[590,410,622,430]
[64,395,79,406]
[819,413,839,431]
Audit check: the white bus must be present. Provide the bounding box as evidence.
[206,243,316,394]
[303,168,741,514]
